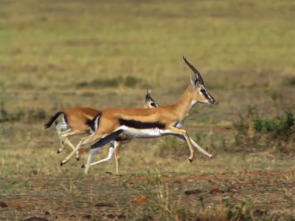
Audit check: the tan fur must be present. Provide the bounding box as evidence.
[46,92,158,171]
[60,57,215,174]
[62,107,100,132]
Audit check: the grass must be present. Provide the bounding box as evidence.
[1,0,295,220]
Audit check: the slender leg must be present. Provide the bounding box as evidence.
[60,136,91,166]
[83,130,122,174]
[114,141,121,174]
[84,148,99,174]
[62,137,81,160]
[166,126,195,162]
[189,137,213,158]
[89,142,115,167]
[55,122,69,154]
[59,130,88,160]
[175,135,213,158]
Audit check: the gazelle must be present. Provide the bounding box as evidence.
[44,107,99,160]
[44,90,159,171]
[84,89,159,174]
[61,57,215,174]
[84,89,214,174]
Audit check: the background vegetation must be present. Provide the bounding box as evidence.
[1,0,295,220]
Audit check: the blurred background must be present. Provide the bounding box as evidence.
[1,0,295,219]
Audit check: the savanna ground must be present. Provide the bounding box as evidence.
[1,0,295,220]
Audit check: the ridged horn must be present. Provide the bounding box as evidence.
[183,56,204,85]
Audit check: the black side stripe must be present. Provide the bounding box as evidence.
[119,119,165,129]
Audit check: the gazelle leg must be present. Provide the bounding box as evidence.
[59,130,87,160]
[60,135,92,166]
[189,138,213,158]
[89,142,116,167]
[175,135,213,158]
[62,137,81,160]
[55,122,70,154]
[166,126,195,162]
[84,148,98,174]
[114,141,121,174]
[83,130,122,174]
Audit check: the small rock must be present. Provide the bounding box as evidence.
[0,201,8,208]
[117,214,126,219]
[82,214,92,220]
[253,209,266,217]
[184,189,203,195]
[107,214,116,219]
[95,202,114,208]
[24,217,48,221]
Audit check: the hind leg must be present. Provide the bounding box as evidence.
[114,141,121,174]
[83,131,123,174]
[60,130,110,166]
[59,129,87,160]
[55,122,69,154]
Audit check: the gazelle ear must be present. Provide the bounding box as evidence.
[190,75,199,89]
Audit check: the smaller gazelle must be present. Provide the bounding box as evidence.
[44,90,158,173]
[61,57,215,174]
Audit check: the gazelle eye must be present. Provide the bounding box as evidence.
[200,88,206,94]
[150,102,158,107]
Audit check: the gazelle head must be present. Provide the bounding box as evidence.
[144,89,158,108]
[183,57,215,105]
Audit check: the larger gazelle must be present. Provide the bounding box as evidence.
[62,57,215,174]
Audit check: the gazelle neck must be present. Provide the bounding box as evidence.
[172,85,196,126]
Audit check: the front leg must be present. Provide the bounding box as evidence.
[189,138,213,158]
[166,126,195,162]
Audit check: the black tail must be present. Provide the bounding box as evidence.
[86,112,102,133]
[44,111,63,129]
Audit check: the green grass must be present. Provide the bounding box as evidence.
[1,0,295,219]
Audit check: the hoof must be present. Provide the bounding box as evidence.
[57,150,61,154]
[209,154,215,159]
[76,157,80,161]
[60,162,64,166]
[81,164,85,168]
[189,159,193,163]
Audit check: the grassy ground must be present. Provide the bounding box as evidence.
[1,0,295,220]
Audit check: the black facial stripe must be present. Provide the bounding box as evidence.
[202,90,211,101]
[119,118,165,129]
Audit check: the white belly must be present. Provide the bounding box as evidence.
[119,126,163,138]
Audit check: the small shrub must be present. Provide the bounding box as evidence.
[233,106,295,153]
[0,105,47,122]
[124,76,140,87]
[253,111,294,138]
[283,76,295,87]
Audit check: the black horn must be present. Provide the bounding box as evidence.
[183,56,204,85]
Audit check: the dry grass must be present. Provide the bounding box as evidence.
[1,0,295,220]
